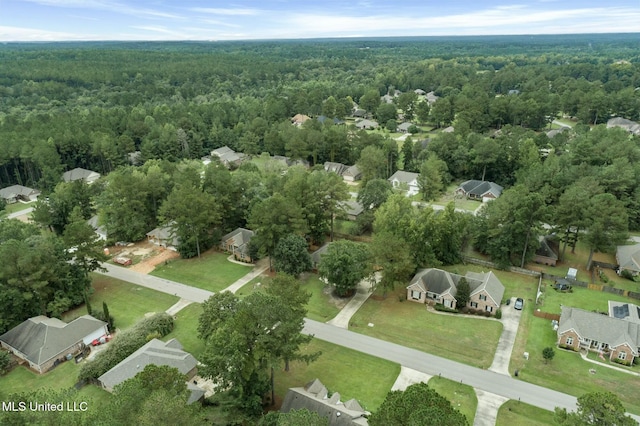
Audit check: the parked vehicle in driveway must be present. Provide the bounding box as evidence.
[514,297,524,310]
[113,256,132,266]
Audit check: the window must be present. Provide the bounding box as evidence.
[566,337,574,345]
[618,352,627,360]
[470,302,478,308]
[485,306,493,312]
[411,290,421,300]
[479,294,487,301]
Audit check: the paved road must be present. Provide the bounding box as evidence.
[97,263,640,423]
[302,318,578,413]
[5,207,34,219]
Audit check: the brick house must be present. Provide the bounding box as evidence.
[406,268,504,315]
[557,305,640,364]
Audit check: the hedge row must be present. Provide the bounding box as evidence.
[78,313,174,382]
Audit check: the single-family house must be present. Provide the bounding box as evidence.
[280,379,369,426]
[0,315,108,374]
[388,170,420,196]
[441,126,455,133]
[607,117,640,136]
[616,244,640,276]
[98,338,200,401]
[355,119,379,130]
[456,180,503,200]
[220,227,255,262]
[339,200,364,221]
[291,114,311,126]
[414,89,427,96]
[211,146,246,169]
[62,168,101,184]
[0,185,41,204]
[426,91,439,105]
[557,305,640,365]
[324,162,348,176]
[342,165,362,182]
[310,243,330,271]
[508,89,521,95]
[534,236,558,266]
[352,109,367,118]
[406,268,504,314]
[397,122,414,133]
[146,224,179,251]
[381,94,395,104]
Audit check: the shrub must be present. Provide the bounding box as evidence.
[460,306,469,314]
[614,358,631,367]
[433,304,458,314]
[78,313,174,382]
[495,309,502,319]
[620,269,635,281]
[0,351,10,375]
[483,311,491,317]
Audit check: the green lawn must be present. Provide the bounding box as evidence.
[274,339,400,412]
[349,287,503,368]
[496,400,557,426]
[150,250,252,292]
[301,274,342,322]
[63,274,179,331]
[432,182,482,212]
[511,314,640,415]
[1,201,36,215]
[427,376,478,425]
[537,283,632,315]
[162,303,206,359]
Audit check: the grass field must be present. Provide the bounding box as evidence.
[150,250,252,292]
[496,400,557,426]
[432,182,482,212]
[0,359,111,407]
[274,338,400,412]
[537,284,631,315]
[63,274,179,330]
[1,201,35,215]
[162,303,206,359]
[349,287,503,368]
[427,376,478,424]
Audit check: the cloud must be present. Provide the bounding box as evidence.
[21,0,184,20]
[0,25,89,41]
[189,8,261,16]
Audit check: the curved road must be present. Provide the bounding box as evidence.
[97,263,640,423]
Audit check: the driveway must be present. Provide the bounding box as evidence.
[326,273,379,329]
[489,297,523,376]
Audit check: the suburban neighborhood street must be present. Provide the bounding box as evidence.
[94,261,640,424]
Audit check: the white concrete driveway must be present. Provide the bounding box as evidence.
[489,297,523,376]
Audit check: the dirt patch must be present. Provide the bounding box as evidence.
[322,285,350,309]
[128,247,180,274]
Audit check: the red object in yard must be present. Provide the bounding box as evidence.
[113,256,132,266]
[91,339,100,346]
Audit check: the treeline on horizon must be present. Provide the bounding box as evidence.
[1,33,639,214]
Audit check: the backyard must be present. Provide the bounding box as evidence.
[349,286,503,368]
[150,250,252,292]
[63,274,179,330]
[161,302,206,359]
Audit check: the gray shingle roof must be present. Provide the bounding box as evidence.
[388,170,419,185]
[343,165,361,179]
[98,338,197,391]
[280,379,369,426]
[0,185,40,201]
[407,268,505,306]
[220,228,255,256]
[339,200,364,217]
[0,315,107,367]
[62,168,100,183]
[311,243,331,267]
[466,271,505,306]
[616,244,640,273]
[559,306,640,353]
[458,180,503,198]
[324,162,348,175]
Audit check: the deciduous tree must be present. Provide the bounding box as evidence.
[318,240,371,297]
[273,234,312,277]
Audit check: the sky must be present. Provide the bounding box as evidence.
[0,0,639,42]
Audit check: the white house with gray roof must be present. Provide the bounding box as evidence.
[98,338,198,393]
[0,315,108,373]
[62,168,101,184]
[0,185,41,204]
[388,170,420,196]
[406,268,504,314]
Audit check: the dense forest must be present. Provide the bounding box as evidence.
[1,34,639,191]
